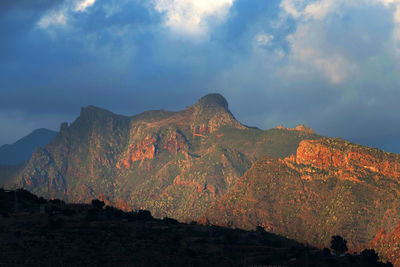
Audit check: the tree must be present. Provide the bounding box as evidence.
[91,199,105,209]
[330,235,348,255]
[361,249,379,262]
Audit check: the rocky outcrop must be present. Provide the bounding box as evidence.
[285,138,400,180]
[117,136,158,169]
[276,124,315,134]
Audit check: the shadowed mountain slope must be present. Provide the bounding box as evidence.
[0,128,57,165]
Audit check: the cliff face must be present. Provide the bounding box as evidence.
[291,138,400,179]
[10,94,318,222]
[203,138,400,264]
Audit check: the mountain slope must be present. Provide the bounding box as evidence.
[7,94,320,221]
[202,137,400,264]
[0,128,57,165]
[1,189,388,267]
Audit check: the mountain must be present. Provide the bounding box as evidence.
[2,93,399,264]
[4,94,319,222]
[0,128,57,165]
[202,137,400,265]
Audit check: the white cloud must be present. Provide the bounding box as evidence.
[152,0,234,36]
[379,0,400,52]
[285,23,357,84]
[280,0,305,19]
[38,0,96,29]
[277,0,400,84]
[303,0,338,20]
[38,10,68,29]
[255,33,274,46]
[75,0,96,12]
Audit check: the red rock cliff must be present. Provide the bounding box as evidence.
[286,138,400,179]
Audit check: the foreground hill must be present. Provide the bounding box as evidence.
[7,94,319,221]
[0,189,391,266]
[203,138,400,265]
[0,128,57,165]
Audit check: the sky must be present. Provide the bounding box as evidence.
[1,0,400,153]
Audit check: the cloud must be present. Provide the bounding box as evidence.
[277,0,400,84]
[284,22,358,84]
[37,0,97,29]
[2,0,400,153]
[37,10,68,29]
[255,33,274,46]
[152,0,235,37]
[75,0,96,12]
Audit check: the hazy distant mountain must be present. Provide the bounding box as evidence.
[2,94,400,264]
[0,128,57,165]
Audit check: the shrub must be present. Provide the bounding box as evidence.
[322,247,331,257]
[137,210,152,220]
[256,226,265,233]
[330,235,348,255]
[91,199,105,209]
[62,209,75,216]
[49,199,65,205]
[163,217,179,224]
[104,206,124,219]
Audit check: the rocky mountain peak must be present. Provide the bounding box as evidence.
[194,94,229,111]
[187,94,246,133]
[79,105,114,118]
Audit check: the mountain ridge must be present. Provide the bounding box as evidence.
[2,93,399,264]
[7,94,320,217]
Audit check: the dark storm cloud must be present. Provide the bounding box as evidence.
[1,0,400,153]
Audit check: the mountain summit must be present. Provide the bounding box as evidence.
[2,94,399,264]
[194,93,229,110]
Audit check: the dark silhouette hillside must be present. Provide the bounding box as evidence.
[0,189,392,267]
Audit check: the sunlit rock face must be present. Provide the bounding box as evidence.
[288,138,400,180]
[203,137,400,264]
